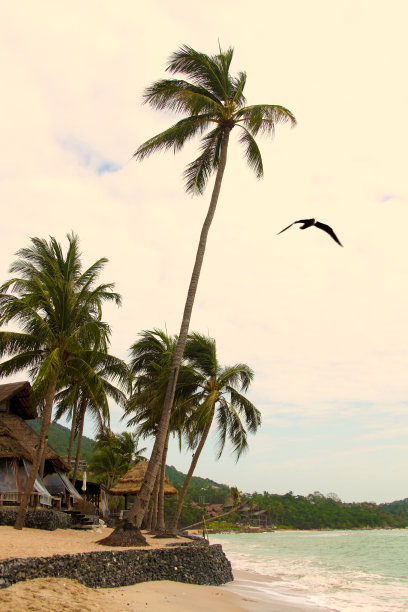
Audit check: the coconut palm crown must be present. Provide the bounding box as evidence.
[135,45,296,194]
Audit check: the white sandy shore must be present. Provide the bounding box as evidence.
[0,526,333,611]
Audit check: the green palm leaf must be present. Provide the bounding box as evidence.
[135,115,214,161]
[238,127,264,178]
[235,104,297,136]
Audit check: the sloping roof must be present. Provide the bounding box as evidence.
[0,424,32,461]
[0,381,37,419]
[0,412,70,472]
[109,461,178,496]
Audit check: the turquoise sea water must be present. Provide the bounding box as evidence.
[212,530,408,611]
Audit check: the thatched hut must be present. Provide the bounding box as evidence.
[109,461,178,509]
[0,381,78,508]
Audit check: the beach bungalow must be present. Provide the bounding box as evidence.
[0,381,80,509]
[109,460,178,512]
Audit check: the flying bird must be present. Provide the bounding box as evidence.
[277,218,343,247]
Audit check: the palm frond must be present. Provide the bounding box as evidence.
[0,330,41,357]
[166,45,231,102]
[143,79,221,114]
[218,363,254,391]
[134,115,214,162]
[235,104,296,136]
[227,387,261,433]
[215,398,248,460]
[0,352,43,378]
[184,332,218,376]
[238,127,264,178]
[183,127,224,195]
[230,71,247,107]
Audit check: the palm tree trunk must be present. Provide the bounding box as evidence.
[155,428,170,532]
[71,404,85,484]
[39,433,48,479]
[14,376,58,530]
[67,393,79,466]
[148,475,160,531]
[146,492,154,531]
[126,130,231,529]
[170,411,214,533]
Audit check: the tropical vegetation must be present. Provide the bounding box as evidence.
[88,431,147,489]
[0,233,122,528]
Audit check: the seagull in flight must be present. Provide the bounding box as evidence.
[277,218,343,247]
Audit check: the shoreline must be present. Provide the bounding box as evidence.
[0,526,334,611]
[226,568,335,612]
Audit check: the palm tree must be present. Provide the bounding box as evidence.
[88,446,129,490]
[0,234,121,529]
[89,432,147,489]
[123,329,198,532]
[53,350,131,483]
[169,333,261,532]
[123,45,296,532]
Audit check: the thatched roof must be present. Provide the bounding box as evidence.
[0,424,32,462]
[109,461,178,496]
[0,412,70,472]
[0,381,37,419]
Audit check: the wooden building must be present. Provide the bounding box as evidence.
[0,381,81,508]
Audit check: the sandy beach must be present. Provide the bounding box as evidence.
[0,526,332,611]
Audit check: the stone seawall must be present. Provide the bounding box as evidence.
[0,508,71,531]
[0,543,233,589]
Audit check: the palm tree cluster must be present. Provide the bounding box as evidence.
[0,235,260,534]
[123,329,261,534]
[0,233,129,528]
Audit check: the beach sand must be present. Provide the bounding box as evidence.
[0,526,332,611]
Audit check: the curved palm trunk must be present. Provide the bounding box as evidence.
[155,428,170,533]
[71,404,85,484]
[170,410,214,533]
[125,130,231,531]
[14,376,57,530]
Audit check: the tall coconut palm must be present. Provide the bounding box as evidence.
[120,45,296,533]
[0,234,121,529]
[169,332,261,532]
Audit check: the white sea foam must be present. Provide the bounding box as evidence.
[213,530,408,611]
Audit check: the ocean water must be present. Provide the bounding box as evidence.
[212,530,408,611]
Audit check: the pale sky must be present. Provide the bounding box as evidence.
[1,0,408,503]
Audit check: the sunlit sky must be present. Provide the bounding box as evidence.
[1,1,408,503]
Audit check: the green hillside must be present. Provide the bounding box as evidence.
[24,420,408,530]
[380,498,408,521]
[26,419,95,462]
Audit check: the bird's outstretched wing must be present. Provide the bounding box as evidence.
[315,222,343,247]
[276,219,312,235]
